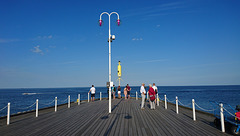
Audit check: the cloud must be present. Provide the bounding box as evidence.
[136,59,167,63]
[0,38,20,43]
[33,35,53,40]
[31,45,44,55]
[156,25,161,28]
[132,38,143,41]
[122,1,193,19]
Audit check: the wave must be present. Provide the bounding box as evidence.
[22,93,38,95]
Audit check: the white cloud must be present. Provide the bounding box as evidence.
[31,45,44,55]
[136,59,167,63]
[132,38,143,41]
[0,38,20,43]
[33,35,53,40]
[156,25,161,28]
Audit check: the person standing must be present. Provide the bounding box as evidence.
[127,84,131,99]
[124,86,127,100]
[117,86,121,99]
[152,83,158,104]
[140,83,146,109]
[112,85,116,100]
[88,85,96,102]
[148,84,156,109]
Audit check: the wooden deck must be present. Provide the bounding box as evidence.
[0,99,230,136]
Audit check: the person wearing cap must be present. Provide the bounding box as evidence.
[88,85,96,102]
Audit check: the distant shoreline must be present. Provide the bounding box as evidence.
[0,84,240,90]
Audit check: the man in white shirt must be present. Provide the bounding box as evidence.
[89,85,96,102]
[152,83,158,104]
[140,83,146,109]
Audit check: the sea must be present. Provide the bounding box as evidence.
[0,85,239,117]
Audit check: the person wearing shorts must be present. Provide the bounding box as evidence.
[127,84,131,99]
[117,86,121,99]
[89,85,96,102]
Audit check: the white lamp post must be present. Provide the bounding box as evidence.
[99,12,120,113]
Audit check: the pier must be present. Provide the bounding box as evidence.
[0,98,230,136]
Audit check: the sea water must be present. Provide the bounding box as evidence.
[0,85,239,117]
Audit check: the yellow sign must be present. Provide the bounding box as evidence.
[118,61,121,77]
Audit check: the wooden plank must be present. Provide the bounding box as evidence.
[0,99,231,136]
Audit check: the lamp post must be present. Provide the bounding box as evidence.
[99,12,120,113]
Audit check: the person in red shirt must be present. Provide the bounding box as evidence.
[127,84,131,100]
[236,105,240,122]
[148,84,156,110]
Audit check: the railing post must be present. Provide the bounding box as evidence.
[79,94,81,105]
[147,92,149,100]
[157,93,159,106]
[176,96,179,114]
[36,99,38,117]
[192,99,196,121]
[88,93,90,102]
[100,92,102,101]
[68,95,70,108]
[7,103,10,125]
[55,97,57,112]
[136,91,138,100]
[220,103,225,132]
[78,94,80,105]
[164,95,167,109]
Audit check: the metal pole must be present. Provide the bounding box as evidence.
[88,93,90,103]
[100,92,102,101]
[176,96,179,114]
[220,103,225,132]
[68,95,70,108]
[157,93,159,106]
[78,94,80,105]
[100,12,120,114]
[7,103,10,125]
[55,97,57,112]
[164,95,167,109]
[136,91,138,100]
[36,99,38,117]
[192,99,196,121]
[108,14,112,114]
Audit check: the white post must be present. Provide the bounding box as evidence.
[164,95,167,109]
[100,92,102,101]
[79,94,81,105]
[78,94,80,105]
[136,91,138,100]
[36,99,38,117]
[192,99,196,121]
[88,93,90,103]
[68,95,70,108]
[220,103,225,132]
[55,97,57,112]
[7,103,10,125]
[157,93,159,106]
[176,96,179,114]
[147,92,149,100]
[99,12,120,114]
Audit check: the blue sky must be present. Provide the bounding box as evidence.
[0,0,239,88]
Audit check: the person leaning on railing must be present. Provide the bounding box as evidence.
[235,105,240,123]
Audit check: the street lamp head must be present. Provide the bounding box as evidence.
[117,19,121,26]
[99,19,103,26]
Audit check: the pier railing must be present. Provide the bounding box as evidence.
[0,91,238,134]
